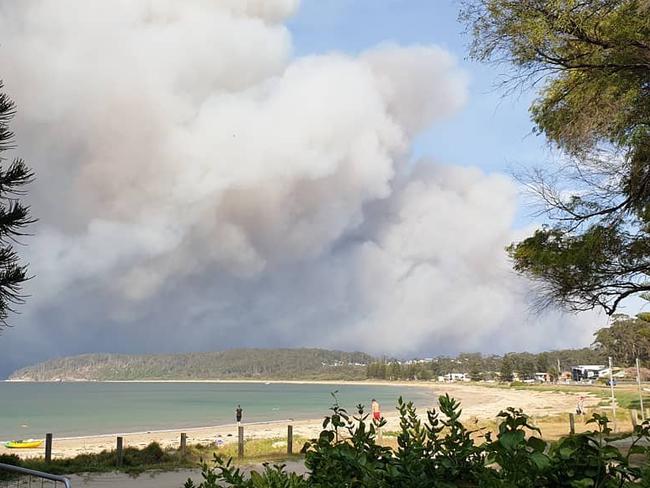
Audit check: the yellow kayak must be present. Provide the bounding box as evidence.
[5,439,43,449]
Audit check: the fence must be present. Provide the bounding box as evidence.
[0,463,71,488]
[19,423,297,468]
[234,424,295,459]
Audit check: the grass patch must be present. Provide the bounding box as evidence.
[21,442,189,475]
[193,437,308,463]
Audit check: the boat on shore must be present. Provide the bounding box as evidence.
[5,439,43,449]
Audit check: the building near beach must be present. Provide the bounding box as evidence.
[571,365,606,382]
[440,373,469,382]
[534,372,550,383]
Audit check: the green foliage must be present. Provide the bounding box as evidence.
[547,366,559,383]
[500,355,515,382]
[593,314,650,366]
[536,352,550,374]
[546,413,649,486]
[464,0,650,154]
[302,394,393,486]
[469,367,483,382]
[18,442,180,476]
[462,0,650,314]
[0,453,20,481]
[0,81,35,329]
[124,441,166,465]
[183,396,650,487]
[366,348,605,382]
[481,408,547,487]
[183,458,308,488]
[9,349,373,381]
[366,360,387,380]
[14,347,611,382]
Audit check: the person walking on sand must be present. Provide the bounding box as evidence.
[371,399,381,422]
[576,396,585,415]
[236,405,243,425]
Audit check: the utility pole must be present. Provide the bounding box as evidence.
[637,357,645,420]
[557,358,561,383]
[609,356,617,431]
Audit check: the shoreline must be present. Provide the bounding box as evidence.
[0,418,295,444]
[0,382,594,459]
[0,379,435,446]
[3,378,432,387]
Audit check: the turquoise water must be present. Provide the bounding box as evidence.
[0,382,433,440]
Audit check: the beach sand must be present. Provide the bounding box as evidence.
[0,382,593,460]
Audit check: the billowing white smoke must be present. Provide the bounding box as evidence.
[0,0,596,371]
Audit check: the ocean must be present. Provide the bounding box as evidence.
[0,381,433,440]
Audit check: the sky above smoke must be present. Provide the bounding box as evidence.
[0,0,600,376]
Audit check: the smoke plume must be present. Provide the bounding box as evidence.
[0,0,596,375]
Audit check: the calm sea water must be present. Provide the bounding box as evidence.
[0,382,433,440]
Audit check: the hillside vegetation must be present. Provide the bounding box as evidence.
[8,336,628,384]
[8,346,613,382]
[7,349,373,381]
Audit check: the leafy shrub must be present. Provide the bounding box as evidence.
[0,453,21,465]
[184,395,650,487]
[302,395,393,486]
[0,453,21,481]
[184,459,308,488]
[18,441,177,475]
[124,441,167,465]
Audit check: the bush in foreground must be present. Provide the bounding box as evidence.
[6,441,179,476]
[0,454,21,481]
[185,395,650,487]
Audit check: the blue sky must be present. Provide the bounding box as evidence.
[288,0,548,182]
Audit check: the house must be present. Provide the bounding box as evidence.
[571,365,606,382]
[442,373,469,382]
[534,372,550,383]
[597,367,627,379]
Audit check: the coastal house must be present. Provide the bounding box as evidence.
[442,373,469,382]
[571,365,606,382]
[596,367,627,379]
[534,372,550,383]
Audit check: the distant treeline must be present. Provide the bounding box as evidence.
[9,346,614,382]
[366,348,606,381]
[8,348,373,381]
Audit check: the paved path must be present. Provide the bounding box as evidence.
[68,470,202,487]
[6,470,203,488]
[65,461,308,487]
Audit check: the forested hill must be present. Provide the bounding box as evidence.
[7,349,374,381]
[8,346,612,382]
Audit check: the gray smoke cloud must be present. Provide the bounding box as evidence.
[0,0,598,375]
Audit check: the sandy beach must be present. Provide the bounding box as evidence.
[0,381,593,460]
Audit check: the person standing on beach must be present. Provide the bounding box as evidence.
[236,405,243,425]
[576,396,585,416]
[371,399,381,422]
